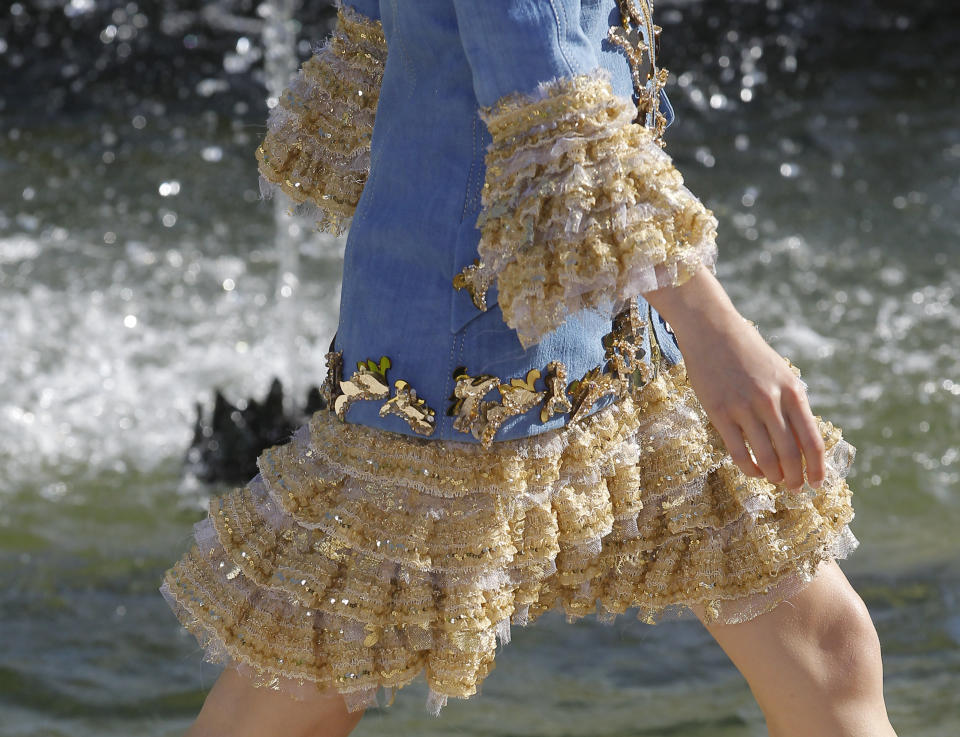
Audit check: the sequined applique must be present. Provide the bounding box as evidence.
[333,356,392,420]
[319,336,344,409]
[602,296,651,393]
[444,298,652,446]
[447,367,501,434]
[447,367,544,447]
[608,0,670,145]
[451,258,490,312]
[567,366,624,425]
[380,379,437,436]
[331,355,439,437]
[539,361,573,423]
[475,369,546,448]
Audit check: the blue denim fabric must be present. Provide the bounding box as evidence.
[334,0,682,443]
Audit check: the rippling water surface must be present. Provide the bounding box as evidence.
[1,0,957,734]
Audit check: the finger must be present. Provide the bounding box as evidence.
[764,408,805,491]
[734,411,784,485]
[754,386,805,490]
[783,390,827,488]
[712,414,764,478]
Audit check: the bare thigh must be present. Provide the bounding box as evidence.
[185,664,365,737]
[689,558,893,735]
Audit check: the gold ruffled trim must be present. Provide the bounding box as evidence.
[161,360,858,716]
[255,2,386,236]
[453,69,719,350]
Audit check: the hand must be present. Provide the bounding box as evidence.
[645,267,827,491]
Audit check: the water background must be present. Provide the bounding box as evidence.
[1,0,958,734]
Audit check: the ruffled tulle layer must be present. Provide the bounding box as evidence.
[453,67,719,349]
[160,359,858,716]
[255,0,386,236]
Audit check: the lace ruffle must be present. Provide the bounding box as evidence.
[255,1,387,236]
[453,67,719,350]
[161,359,858,717]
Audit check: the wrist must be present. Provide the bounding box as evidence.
[644,264,742,336]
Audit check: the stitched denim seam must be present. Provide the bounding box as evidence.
[459,115,479,223]
[546,0,577,76]
[469,117,485,214]
[339,3,402,324]
[389,0,416,90]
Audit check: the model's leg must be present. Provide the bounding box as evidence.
[689,558,897,737]
[184,664,365,737]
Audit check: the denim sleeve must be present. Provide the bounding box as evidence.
[449,0,720,350]
[343,0,380,21]
[451,0,599,108]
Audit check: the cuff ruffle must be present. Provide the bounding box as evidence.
[255,1,386,236]
[453,68,719,350]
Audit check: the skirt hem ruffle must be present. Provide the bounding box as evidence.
[160,360,859,717]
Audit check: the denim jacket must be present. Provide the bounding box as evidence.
[257,0,719,445]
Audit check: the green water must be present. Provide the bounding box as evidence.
[1,0,957,734]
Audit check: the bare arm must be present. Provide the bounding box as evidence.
[645,265,827,491]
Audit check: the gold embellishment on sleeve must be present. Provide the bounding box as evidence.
[255,3,387,236]
[452,68,719,350]
[608,0,669,144]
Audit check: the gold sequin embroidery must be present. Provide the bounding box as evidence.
[567,366,624,425]
[608,0,670,145]
[447,367,500,435]
[326,300,655,446]
[475,369,547,448]
[380,379,437,436]
[451,258,490,312]
[540,361,572,422]
[328,354,439,437]
[333,355,392,421]
[445,298,653,446]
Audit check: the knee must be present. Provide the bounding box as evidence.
[806,588,884,701]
